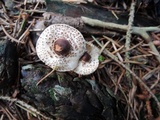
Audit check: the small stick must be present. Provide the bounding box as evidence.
[81,16,160,62]
[103,35,121,47]
[93,37,160,114]
[28,38,36,53]
[130,54,152,59]
[24,9,46,13]
[112,42,123,62]
[150,78,160,89]
[18,19,35,42]
[114,68,125,94]
[36,67,57,86]
[125,1,136,87]
[30,1,40,16]
[0,96,52,120]
[100,41,110,54]
[16,12,28,38]
[121,41,143,53]
[1,25,25,44]
[112,45,124,54]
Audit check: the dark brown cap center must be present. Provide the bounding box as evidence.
[53,39,71,56]
[80,52,91,63]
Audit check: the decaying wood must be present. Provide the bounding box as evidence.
[42,12,121,37]
[43,12,84,29]
[0,40,18,93]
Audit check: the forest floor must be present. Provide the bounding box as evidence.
[0,0,160,120]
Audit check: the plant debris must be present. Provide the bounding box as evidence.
[0,0,160,120]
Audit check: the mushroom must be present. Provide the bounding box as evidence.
[36,24,100,75]
[36,24,86,71]
[73,42,100,75]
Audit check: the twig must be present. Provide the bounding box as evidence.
[25,0,46,4]
[128,84,139,120]
[130,54,152,59]
[111,10,119,20]
[81,16,160,63]
[142,67,160,81]
[112,45,124,54]
[150,78,160,89]
[100,41,110,54]
[112,42,123,62]
[125,1,135,87]
[121,41,143,53]
[103,35,121,47]
[18,19,36,42]
[93,37,160,114]
[82,16,128,32]
[36,67,57,86]
[4,108,16,120]
[1,25,25,44]
[0,96,53,120]
[98,68,138,120]
[113,68,125,94]
[28,38,36,53]
[24,9,46,13]
[0,17,10,25]
[0,102,17,120]
[30,1,40,16]
[17,12,29,38]
[0,114,4,120]
[24,0,27,5]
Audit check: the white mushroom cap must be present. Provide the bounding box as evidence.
[74,42,100,75]
[36,24,86,71]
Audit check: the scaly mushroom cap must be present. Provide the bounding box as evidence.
[36,24,86,71]
[74,42,100,75]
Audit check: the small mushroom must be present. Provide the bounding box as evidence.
[80,52,91,63]
[36,24,100,75]
[74,42,100,75]
[36,24,86,71]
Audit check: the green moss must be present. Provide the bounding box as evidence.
[48,88,57,101]
[98,55,105,62]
